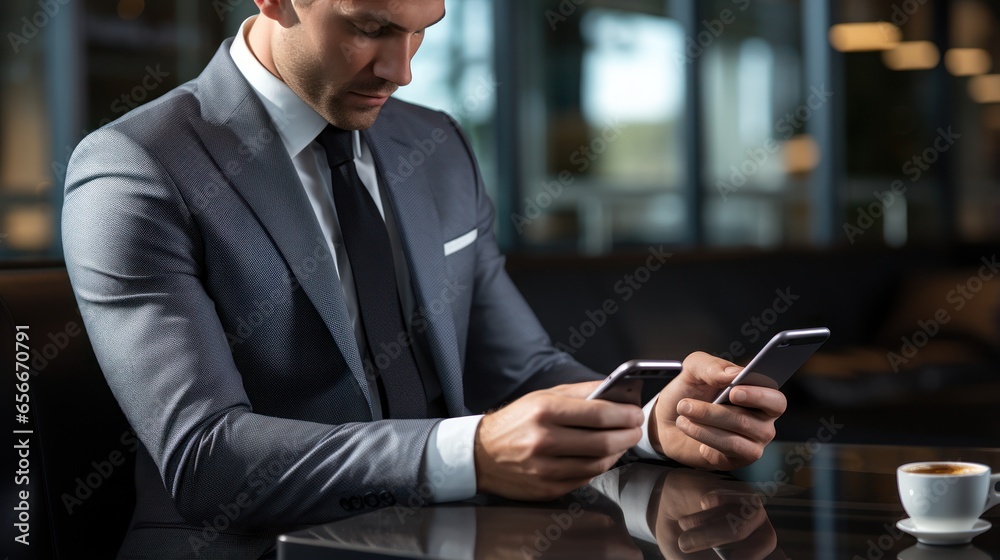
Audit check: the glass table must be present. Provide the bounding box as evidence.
[277,442,1000,559]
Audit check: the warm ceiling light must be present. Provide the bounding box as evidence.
[945,48,992,76]
[782,135,820,174]
[829,22,901,52]
[3,206,53,251]
[969,75,1000,103]
[882,41,940,71]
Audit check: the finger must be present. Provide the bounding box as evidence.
[726,386,787,418]
[677,399,776,443]
[681,352,743,389]
[538,395,644,429]
[675,415,766,463]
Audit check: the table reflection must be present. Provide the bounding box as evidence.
[596,463,788,559]
[283,462,787,559]
[278,443,1000,559]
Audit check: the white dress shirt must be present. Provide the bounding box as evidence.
[228,16,664,505]
[230,16,479,503]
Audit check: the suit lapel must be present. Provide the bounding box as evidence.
[192,42,373,414]
[364,106,466,417]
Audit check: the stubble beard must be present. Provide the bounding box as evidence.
[275,33,392,130]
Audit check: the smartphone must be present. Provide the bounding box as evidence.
[586,359,683,406]
[713,327,830,405]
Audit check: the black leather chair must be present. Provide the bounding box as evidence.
[1,262,134,559]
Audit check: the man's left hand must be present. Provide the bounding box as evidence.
[649,352,787,470]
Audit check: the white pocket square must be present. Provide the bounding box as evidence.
[443,229,478,256]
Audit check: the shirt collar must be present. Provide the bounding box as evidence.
[229,16,361,159]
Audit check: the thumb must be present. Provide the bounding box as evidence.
[692,363,743,389]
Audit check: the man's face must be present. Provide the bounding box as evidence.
[274,0,445,130]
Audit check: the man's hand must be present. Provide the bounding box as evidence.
[474,381,643,501]
[650,352,787,470]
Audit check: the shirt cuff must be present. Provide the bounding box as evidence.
[423,415,484,503]
[633,394,668,460]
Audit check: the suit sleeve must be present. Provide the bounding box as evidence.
[442,115,604,412]
[62,128,438,528]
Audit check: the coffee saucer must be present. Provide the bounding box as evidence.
[896,518,992,545]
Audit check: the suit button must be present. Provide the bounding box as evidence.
[363,492,379,508]
[379,491,395,506]
[339,497,353,511]
[349,495,363,510]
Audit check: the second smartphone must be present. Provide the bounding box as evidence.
[713,327,830,405]
[586,359,683,406]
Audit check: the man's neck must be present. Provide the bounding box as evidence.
[245,15,283,81]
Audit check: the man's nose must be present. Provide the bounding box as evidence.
[373,36,415,87]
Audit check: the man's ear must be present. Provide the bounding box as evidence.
[255,0,300,27]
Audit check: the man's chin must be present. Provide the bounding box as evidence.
[327,105,385,131]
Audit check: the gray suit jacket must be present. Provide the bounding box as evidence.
[62,40,600,558]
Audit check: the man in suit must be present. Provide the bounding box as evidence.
[63,0,786,557]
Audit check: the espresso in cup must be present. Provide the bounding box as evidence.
[897,462,1000,533]
[904,464,984,476]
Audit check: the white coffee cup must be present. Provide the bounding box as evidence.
[897,462,1000,532]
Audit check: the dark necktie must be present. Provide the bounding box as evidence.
[316,125,428,419]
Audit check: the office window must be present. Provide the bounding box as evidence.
[3,0,1000,262]
[391,0,498,202]
[702,0,810,248]
[0,0,56,258]
[510,1,686,253]
[837,0,1000,246]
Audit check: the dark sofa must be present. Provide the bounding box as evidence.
[507,244,1000,446]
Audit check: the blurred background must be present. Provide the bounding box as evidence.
[2,0,999,444]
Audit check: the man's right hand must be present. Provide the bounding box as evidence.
[473,381,644,501]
